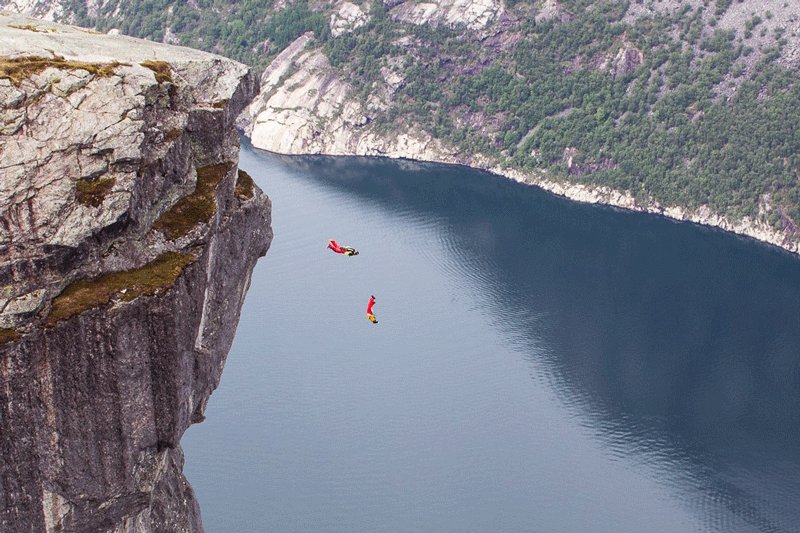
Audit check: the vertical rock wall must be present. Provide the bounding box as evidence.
[0,15,272,532]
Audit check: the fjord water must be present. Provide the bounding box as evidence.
[183,140,800,532]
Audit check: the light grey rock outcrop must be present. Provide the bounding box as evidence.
[242,33,445,159]
[0,0,64,21]
[329,1,369,37]
[387,0,503,31]
[0,14,272,532]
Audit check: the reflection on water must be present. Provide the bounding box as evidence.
[184,140,800,532]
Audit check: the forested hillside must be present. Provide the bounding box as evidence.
[60,0,328,68]
[6,0,800,241]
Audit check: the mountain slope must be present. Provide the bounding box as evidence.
[5,0,800,252]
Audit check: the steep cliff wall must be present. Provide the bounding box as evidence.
[0,15,272,532]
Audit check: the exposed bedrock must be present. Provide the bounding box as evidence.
[0,15,272,532]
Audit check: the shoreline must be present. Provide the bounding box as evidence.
[492,164,800,259]
[243,133,800,258]
[240,37,799,259]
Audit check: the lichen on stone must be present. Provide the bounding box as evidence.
[164,128,183,142]
[154,162,234,240]
[0,55,126,86]
[235,169,255,200]
[75,176,115,207]
[0,328,20,345]
[46,251,197,325]
[140,60,173,84]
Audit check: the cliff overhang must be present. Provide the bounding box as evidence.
[0,14,272,532]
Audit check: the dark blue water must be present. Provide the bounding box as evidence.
[183,139,800,532]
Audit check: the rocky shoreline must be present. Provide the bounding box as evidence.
[245,118,799,258]
[255,132,800,256]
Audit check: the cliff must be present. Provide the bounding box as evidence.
[0,14,272,532]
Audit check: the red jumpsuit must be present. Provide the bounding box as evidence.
[366,296,377,323]
[328,239,346,254]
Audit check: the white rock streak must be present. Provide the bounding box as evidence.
[329,1,368,37]
[389,0,502,30]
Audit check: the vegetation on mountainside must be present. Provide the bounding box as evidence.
[66,0,329,69]
[56,0,800,235]
[324,0,800,230]
[0,329,20,346]
[140,60,173,83]
[154,162,233,240]
[76,177,116,207]
[235,169,256,201]
[9,23,56,32]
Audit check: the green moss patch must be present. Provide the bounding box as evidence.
[47,251,197,325]
[9,24,50,33]
[234,169,255,201]
[0,55,126,86]
[140,60,173,84]
[76,176,115,207]
[154,162,233,240]
[164,128,183,142]
[0,329,20,346]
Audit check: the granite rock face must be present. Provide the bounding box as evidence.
[242,32,447,159]
[0,15,272,532]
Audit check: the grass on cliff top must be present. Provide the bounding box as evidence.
[0,55,127,86]
[46,251,197,325]
[9,24,56,33]
[235,169,255,201]
[140,60,173,84]
[154,162,233,240]
[76,177,115,207]
[0,329,20,346]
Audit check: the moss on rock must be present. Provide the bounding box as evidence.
[0,328,20,345]
[0,55,126,86]
[47,251,197,325]
[234,169,255,201]
[8,24,53,33]
[76,176,115,207]
[154,162,233,240]
[140,60,173,84]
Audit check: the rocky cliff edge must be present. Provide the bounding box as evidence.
[0,14,272,532]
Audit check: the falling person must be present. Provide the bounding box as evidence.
[327,239,359,256]
[366,295,378,324]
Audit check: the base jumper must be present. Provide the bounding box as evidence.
[328,239,359,256]
[366,295,378,324]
